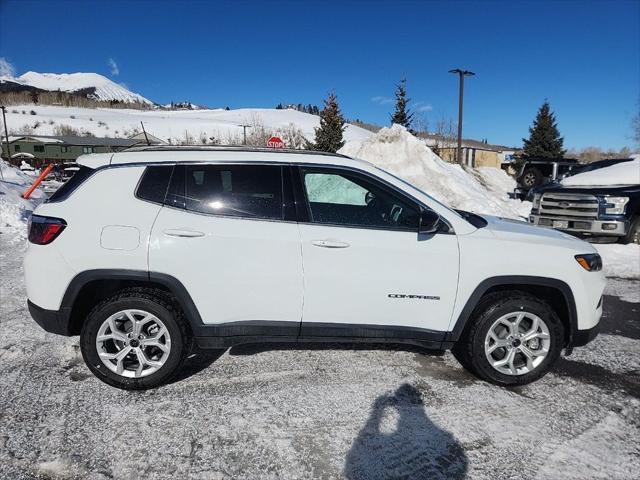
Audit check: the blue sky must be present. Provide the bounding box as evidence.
[1,0,638,149]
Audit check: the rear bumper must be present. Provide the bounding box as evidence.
[27,300,72,336]
[529,214,628,237]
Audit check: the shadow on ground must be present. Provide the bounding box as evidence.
[344,383,468,479]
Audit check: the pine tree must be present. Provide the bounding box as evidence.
[522,100,566,158]
[390,78,414,129]
[308,92,345,153]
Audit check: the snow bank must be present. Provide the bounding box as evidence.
[0,161,44,238]
[339,125,530,218]
[595,244,640,279]
[562,158,640,186]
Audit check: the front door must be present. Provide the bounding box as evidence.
[295,166,459,340]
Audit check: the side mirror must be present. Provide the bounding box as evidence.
[418,209,440,234]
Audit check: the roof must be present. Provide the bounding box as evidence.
[6,134,140,147]
[77,145,358,170]
[417,133,515,152]
[122,144,351,158]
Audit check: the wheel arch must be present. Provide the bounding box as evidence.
[62,269,203,336]
[448,276,577,347]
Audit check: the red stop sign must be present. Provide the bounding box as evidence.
[267,136,284,148]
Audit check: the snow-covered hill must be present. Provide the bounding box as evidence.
[5,104,373,145]
[1,72,152,104]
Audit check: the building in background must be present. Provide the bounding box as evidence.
[418,133,517,169]
[2,133,165,167]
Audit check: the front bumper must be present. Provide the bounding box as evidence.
[28,300,73,336]
[530,214,628,237]
[572,323,600,347]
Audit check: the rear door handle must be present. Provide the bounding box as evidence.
[164,229,205,238]
[311,239,350,249]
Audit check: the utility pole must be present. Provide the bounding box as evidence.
[448,69,475,166]
[0,105,10,180]
[239,124,251,145]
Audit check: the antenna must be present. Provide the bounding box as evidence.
[140,121,151,146]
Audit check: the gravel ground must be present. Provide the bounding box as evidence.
[1,236,638,480]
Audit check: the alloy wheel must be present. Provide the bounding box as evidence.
[95,309,171,378]
[484,311,550,376]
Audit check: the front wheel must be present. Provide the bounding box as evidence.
[80,289,191,390]
[452,292,564,386]
[621,216,640,245]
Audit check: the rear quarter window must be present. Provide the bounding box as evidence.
[135,165,174,204]
[47,165,95,203]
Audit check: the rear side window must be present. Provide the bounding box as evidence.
[48,165,94,202]
[182,164,283,220]
[136,165,173,204]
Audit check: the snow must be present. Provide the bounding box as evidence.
[595,244,640,279]
[5,104,372,145]
[339,125,531,219]
[0,161,45,238]
[562,158,640,186]
[0,236,638,479]
[4,71,153,104]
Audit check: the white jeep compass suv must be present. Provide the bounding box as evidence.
[24,146,605,389]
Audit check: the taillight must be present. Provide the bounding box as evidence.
[28,215,67,245]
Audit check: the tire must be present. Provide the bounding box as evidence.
[452,291,564,386]
[621,216,640,245]
[520,168,542,188]
[80,288,191,390]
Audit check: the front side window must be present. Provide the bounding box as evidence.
[182,164,283,220]
[301,167,420,230]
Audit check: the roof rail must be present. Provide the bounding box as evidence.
[119,144,352,159]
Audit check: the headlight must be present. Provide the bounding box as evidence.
[532,193,541,209]
[575,253,602,272]
[603,196,629,215]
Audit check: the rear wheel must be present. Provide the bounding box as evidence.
[453,292,564,386]
[80,289,191,390]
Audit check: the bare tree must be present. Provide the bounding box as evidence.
[431,117,457,157]
[276,123,306,149]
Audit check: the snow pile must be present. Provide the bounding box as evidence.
[2,71,153,104]
[0,161,44,237]
[5,104,372,145]
[595,244,640,279]
[562,158,640,186]
[340,125,530,218]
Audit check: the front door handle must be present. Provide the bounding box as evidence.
[164,229,205,238]
[311,239,350,249]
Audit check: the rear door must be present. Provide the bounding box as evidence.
[295,165,460,339]
[148,163,303,336]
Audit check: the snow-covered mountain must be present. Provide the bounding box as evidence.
[0,72,152,104]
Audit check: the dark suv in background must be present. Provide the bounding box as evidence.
[513,158,580,199]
